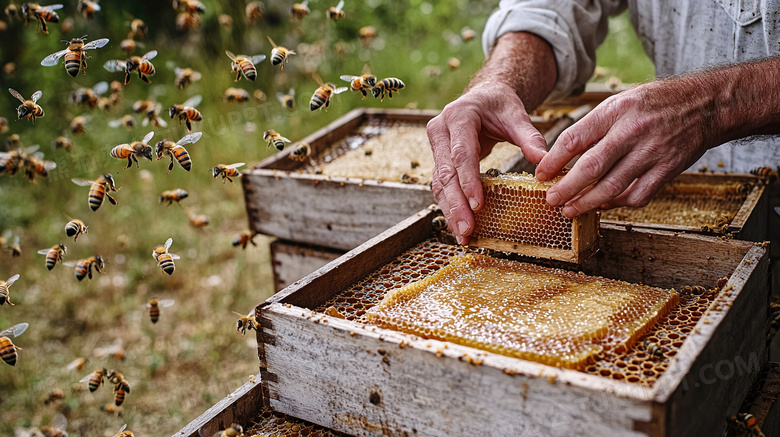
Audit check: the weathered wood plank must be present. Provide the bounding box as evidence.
[740,362,780,437]
[173,379,263,437]
[270,240,344,292]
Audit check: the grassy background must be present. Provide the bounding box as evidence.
[0,2,652,436]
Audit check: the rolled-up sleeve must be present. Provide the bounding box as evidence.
[483,0,627,101]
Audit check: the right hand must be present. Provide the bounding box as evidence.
[427,81,549,244]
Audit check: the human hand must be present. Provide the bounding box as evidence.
[535,79,718,217]
[427,81,549,244]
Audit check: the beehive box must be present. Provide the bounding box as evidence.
[242,106,590,251]
[270,239,344,292]
[601,173,767,241]
[254,207,769,437]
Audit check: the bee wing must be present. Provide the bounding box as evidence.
[63,261,77,267]
[108,119,124,128]
[7,88,24,103]
[41,49,69,66]
[225,50,236,61]
[340,75,360,83]
[51,413,67,431]
[250,54,267,64]
[279,135,291,143]
[266,35,278,49]
[84,38,109,50]
[23,145,40,155]
[118,424,127,433]
[38,249,53,255]
[12,236,19,245]
[43,160,57,171]
[301,0,310,9]
[103,60,127,72]
[78,373,93,383]
[156,117,168,127]
[226,162,246,169]
[332,86,349,95]
[142,50,158,61]
[72,178,96,187]
[192,71,202,81]
[311,72,325,87]
[91,82,109,96]
[275,92,285,102]
[289,88,295,97]
[336,0,344,10]
[232,311,246,317]
[158,299,175,308]
[164,237,173,251]
[140,117,149,127]
[183,95,202,108]
[168,253,181,260]
[142,131,155,144]
[41,4,64,11]
[176,131,202,146]
[5,274,20,286]
[65,358,83,371]
[0,322,29,338]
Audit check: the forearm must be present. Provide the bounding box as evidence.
[466,32,558,112]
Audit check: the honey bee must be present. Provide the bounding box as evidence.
[0,322,28,366]
[71,173,120,211]
[212,162,245,183]
[289,0,309,19]
[643,340,664,360]
[153,237,180,275]
[133,100,168,128]
[223,87,250,103]
[213,423,244,437]
[5,3,20,21]
[727,413,764,437]
[0,117,7,134]
[173,0,205,13]
[108,371,130,406]
[94,342,125,361]
[323,0,346,20]
[680,285,707,296]
[309,73,348,111]
[70,115,88,134]
[66,357,87,372]
[340,65,377,99]
[253,89,267,102]
[276,88,296,109]
[68,81,109,108]
[359,25,376,45]
[169,94,202,132]
[64,218,88,241]
[232,230,258,249]
[185,208,209,228]
[147,298,175,323]
[22,151,56,182]
[174,66,202,89]
[267,36,296,71]
[485,168,501,178]
[5,133,21,149]
[8,88,44,123]
[128,18,146,39]
[111,131,155,169]
[225,51,266,82]
[104,50,157,85]
[448,57,461,70]
[42,388,65,405]
[0,274,20,306]
[119,38,137,54]
[108,114,137,130]
[77,0,100,18]
[41,35,109,77]
[65,255,105,281]
[155,131,202,173]
[289,141,311,162]
[37,243,67,270]
[245,1,263,23]
[22,2,63,34]
[460,26,475,42]
[9,235,21,257]
[114,424,134,437]
[38,413,68,436]
[263,129,291,151]
[751,166,778,184]
[159,188,188,206]
[218,13,232,29]
[432,216,447,231]
[175,11,201,31]
[372,78,405,101]
[102,403,123,416]
[0,145,34,176]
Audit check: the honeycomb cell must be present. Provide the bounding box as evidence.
[245,408,347,436]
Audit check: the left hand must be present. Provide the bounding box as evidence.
[535,78,719,217]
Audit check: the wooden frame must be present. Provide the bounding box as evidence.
[270,239,345,292]
[254,207,769,437]
[175,379,263,437]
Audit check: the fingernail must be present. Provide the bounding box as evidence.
[469,198,479,210]
[536,171,548,181]
[456,235,464,245]
[457,220,469,236]
[562,205,577,218]
[547,191,561,206]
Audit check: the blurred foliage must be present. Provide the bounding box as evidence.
[0,1,652,436]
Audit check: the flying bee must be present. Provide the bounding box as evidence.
[155,131,202,173]
[38,413,68,437]
[42,388,65,405]
[173,0,205,13]
[8,88,44,123]
[22,151,56,182]
[147,298,175,323]
[41,35,109,77]
[212,162,245,183]
[751,166,778,184]
[159,188,188,206]
[359,26,376,45]
[128,18,146,39]
[267,36,296,70]
[153,237,180,275]
[66,357,87,372]
[50,136,71,154]
[232,230,257,249]
[372,77,405,101]
[119,38,137,54]
[233,310,257,336]
[5,3,20,21]
[37,243,67,271]
[70,115,89,134]
[225,51,266,82]
[263,129,291,151]
[175,11,201,31]
[109,373,130,406]
[0,117,7,134]
[80,367,107,391]
[72,173,120,211]
[169,94,202,132]
[326,0,345,20]
[174,66,202,89]
[94,341,125,361]
[101,403,123,416]
[22,3,62,34]
[108,114,137,130]
[309,73,348,111]
[64,255,105,281]
[5,133,21,149]
[68,81,108,108]
[9,235,21,257]
[0,322,28,366]
[340,64,377,99]
[77,0,100,18]
[276,88,295,109]
[289,0,309,19]
[253,89,267,102]
[133,100,168,128]
[0,274,20,306]
[223,87,250,103]
[245,1,263,23]
[185,208,209,228]
[461,26,476,42]
[111,131,155,169]
[114,424,134,437]
[64,218,88,241]
[289,141,311,162]
[104,50,157,85]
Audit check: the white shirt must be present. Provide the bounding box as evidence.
[482,0,780,173]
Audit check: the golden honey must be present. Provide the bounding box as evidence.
[365,253,678,369]
[245,408,346,436]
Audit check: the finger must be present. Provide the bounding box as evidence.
[449,116,484,212]
[602,167,679,210]
[498,111,548,164]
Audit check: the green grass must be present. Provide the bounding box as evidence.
[0,2,652,436]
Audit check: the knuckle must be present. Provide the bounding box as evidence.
[599,177,624,199]
[555,129,580,155]
[577,153,605,180]
[430,179,445,199]
[450,142,474,166]
[437,164,459,188]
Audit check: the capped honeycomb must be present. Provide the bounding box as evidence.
[300,118,525,185]
[365,253,678,369]
[314,238,720,386]
[601,180,751,231]
[245,408,346,436]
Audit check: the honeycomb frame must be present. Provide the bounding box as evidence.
[470,172,599,263]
